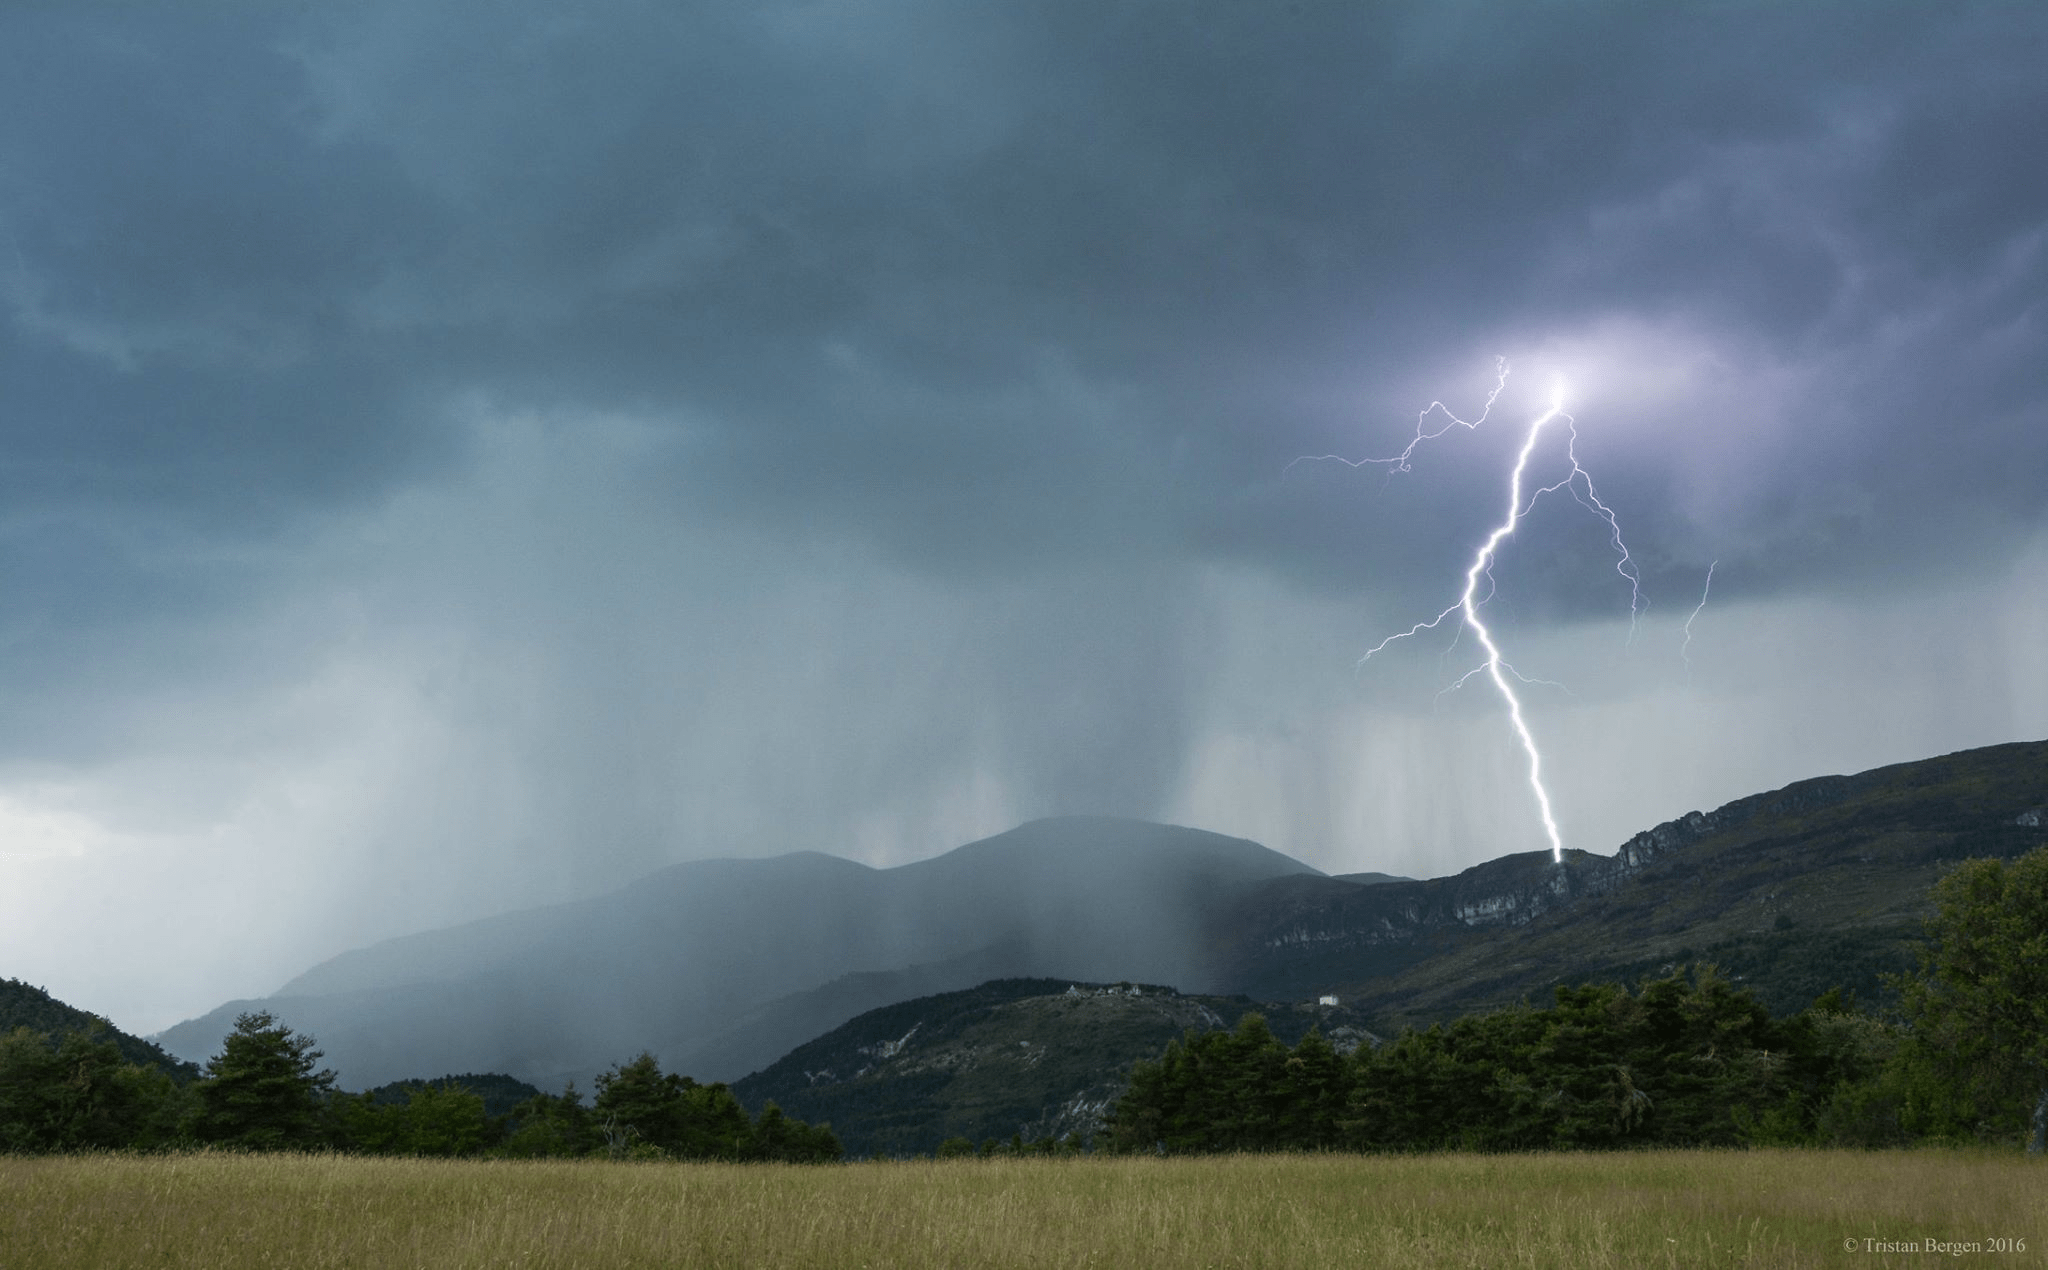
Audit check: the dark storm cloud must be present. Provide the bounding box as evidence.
[0,9,454,502]
[6,2,2042,610]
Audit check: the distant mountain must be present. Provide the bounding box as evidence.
[731,977,1377,1158]
[1,979,201,1081]
[155,740,2048,1093]
[156,818,1317,1088]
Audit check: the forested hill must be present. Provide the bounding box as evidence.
[1,979,201,1081]
[732,977,1379,1159]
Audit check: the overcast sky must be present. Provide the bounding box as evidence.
[3,1,2044,1034]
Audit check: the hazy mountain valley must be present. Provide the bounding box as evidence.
[145,739,2046,1103]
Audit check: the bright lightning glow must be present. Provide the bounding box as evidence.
[1298,363,1645,866]
[1454,396,1567,864]
[1682,560,1718,667]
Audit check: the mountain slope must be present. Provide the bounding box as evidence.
[1,979,201,1081]
[732,978,1376,1158]
[1213,739,2048,1023]
[157,817,1318,1088]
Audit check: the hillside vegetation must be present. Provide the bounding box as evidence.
[733,977,1376,1157]
[1,979,198,1081]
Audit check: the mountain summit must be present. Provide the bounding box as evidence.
[156,817,1316,1088]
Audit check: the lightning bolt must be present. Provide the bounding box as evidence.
[1286,357,1511,479]
[1450,398,1567,864]
[1298,363,1642,866]
[1682,560,1718,668]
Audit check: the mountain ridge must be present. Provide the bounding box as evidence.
[157,816,1318,1087]
[152,743,2048,1090]
[1219,739,2047,1022]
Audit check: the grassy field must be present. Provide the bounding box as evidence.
[1,1149,2038,1269]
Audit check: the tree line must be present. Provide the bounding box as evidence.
[1105,848,2048,1154]
[0,1013,838,1162]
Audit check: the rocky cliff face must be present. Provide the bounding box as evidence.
[1611,772,1873,871]
[1216,741,2047,1016]
[1216,769,1897,999]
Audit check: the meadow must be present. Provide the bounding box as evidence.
[1,1149,2037,1269]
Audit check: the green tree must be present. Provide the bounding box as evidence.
[339,1082,492,1156]
[401,1083,490,1155]
[498,1084,594,1158]
[588,1053,837,1162]
[1342,1020,1479,1151]
[1276,1028,1346,1150]
[591,1052,687,1157]
[0,1024,184,1151]
[677,1083,754,1159]
[746,1101,841,1163]
[1888,848,2048,1149]
[335,1089,400,1153]
[592,1052,753,1160]
[1106,1013,1304,1155]
[1798,990,1909,1147]
[194,1011,336,1150]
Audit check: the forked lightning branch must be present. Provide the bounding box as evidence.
[1295,361,1658,866]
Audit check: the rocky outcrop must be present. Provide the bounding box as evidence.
[1219,770,1886,995]
[1614,772,1873,870]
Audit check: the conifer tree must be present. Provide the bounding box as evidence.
[195,1011,335,1149]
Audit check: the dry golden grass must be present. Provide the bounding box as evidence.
[1,1149,2038,1269]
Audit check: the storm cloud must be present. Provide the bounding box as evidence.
[2,1,2043,1032]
